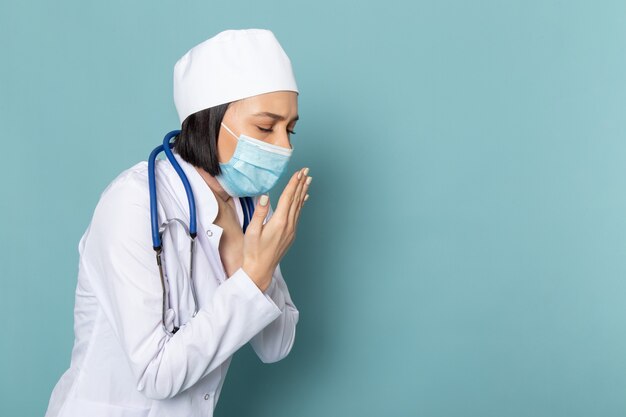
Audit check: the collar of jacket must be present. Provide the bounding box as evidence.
[170,150,220,230]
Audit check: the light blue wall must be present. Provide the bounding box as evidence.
[2,1,626,416]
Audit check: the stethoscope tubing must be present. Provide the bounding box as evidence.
[147,129,256,336]
[148,130,197,250]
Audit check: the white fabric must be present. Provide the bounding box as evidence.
[44,152,299,417]
[173,28,299,124]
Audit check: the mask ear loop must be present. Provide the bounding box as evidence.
[220,121,294,155]
[220,122,239,141]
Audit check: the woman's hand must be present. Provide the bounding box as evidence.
[242,167,312,291]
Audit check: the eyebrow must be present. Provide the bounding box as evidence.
[253,111,299,123]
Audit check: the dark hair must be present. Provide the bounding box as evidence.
[174,102,231,176]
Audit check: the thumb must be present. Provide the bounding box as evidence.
[246,194,270,234]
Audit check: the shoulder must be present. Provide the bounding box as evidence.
[91,161,153,231]
[78,161,157,258]
[100,161,150,201]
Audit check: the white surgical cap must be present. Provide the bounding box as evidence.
[173,28,299,125]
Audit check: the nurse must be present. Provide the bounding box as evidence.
[45,29,309,417]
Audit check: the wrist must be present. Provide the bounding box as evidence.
[242,262,272,291]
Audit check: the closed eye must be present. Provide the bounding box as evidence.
[257,126,297,135]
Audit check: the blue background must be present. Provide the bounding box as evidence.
[2,1,626,416]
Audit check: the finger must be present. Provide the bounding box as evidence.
[246,194,271,235]
[273,169,304,219]
[300,175,312,208]
[289,168,311,223]
[288,169,308,225]
[290,170,311,227]
[294,178,312,225]
[295,177,312,218]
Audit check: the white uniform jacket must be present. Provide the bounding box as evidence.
[45,151,300,417]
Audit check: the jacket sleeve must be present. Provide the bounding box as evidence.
[82,173,283,400]
[250,263,300,363]
[248,199,300,363]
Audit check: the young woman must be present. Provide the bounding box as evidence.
[45,28,310,417]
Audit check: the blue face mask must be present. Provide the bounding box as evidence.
[215,122,293,197]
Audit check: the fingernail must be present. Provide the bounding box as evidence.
[297,170,302,180]
[260,195,269,206]
[306,176,312,185]
[303,167,310,176]
[304,194,310,201]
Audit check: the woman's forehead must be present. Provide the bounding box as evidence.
[236,91,298,118]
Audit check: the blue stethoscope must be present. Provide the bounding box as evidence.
[148,130,255,336]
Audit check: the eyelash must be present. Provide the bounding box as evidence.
[257,126,296,135]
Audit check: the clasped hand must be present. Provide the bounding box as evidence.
[242,167,312,291]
